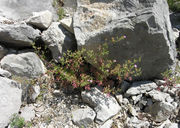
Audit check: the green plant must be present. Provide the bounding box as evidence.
[161,63,180,88]
[10,114,25,128]
[52,36,141,94]
[167,0,180,12]
[52,0,65,20]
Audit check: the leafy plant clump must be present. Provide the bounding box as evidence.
[51,36,142,94]
[10,114,25,128]
[167,0,180,12]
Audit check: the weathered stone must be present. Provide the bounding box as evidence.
[0,22,40,47]
[27,10,53,30]
[41,22,77,62]
[60,17,74,33]
[81,87,121,124]
[0,0,57,21]
[72,107,96,128]
[0,77,22,128]
[0,45,8,59]
[126,117,150,128]
[0,52,46,78]
[74,0,176,80]
[100,119,113,128]
[20,105,35,121]
[125,81,157,96]
[148,90,174,103]
[145,101,174,122]
[154,79,166,86]
[157,119,179,128]
[0,68,11,78]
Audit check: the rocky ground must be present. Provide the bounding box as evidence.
[0,0,179,128]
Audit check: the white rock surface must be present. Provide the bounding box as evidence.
[100,119,113,128]
[125,81,157,96]
[27,10,53,30]
[148,90,174,103]
[1,52,46,78]
[0,77,22,128]
[72,107,96,127]
[81,87,121,124]
[0,68,11,78]
[126,117,150,128]
[20,105,35,121]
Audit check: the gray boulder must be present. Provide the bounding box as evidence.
[145,101,174,122]
[0,77,22,128]
[0,22,40,47]
[27,10,53,30]
[81,87,121,124]
[74,0,176,79]
[72,107,96,127]
[41,22,77,62]
[125,81,157,96]
[0,0,57,21]
[0,52,46,78]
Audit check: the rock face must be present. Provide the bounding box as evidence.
[0,52,46,78]
[42,22,77,62]
[81,87,121,124]
[27,10,53,30]
[74,0,176,79]
[0,77,22,128]
[0,0,57,21]
[0,22,40,47]
[72,107,96,127]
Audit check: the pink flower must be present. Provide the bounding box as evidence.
[113,60,117,63]
[134,64,137,68]
[85,85,91,90]
[123,35,127,39]
[72,82,78,88]
[87,80,93,83]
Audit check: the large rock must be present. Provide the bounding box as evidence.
[0,22,40,47]
[0,0,57,21]
[0,52,46,78]
[27,10,53,30]
[74,0,176,79]
[0,77,22,128]
[41,22,77,62]
[81,87,121,124]
[72,107,96,127]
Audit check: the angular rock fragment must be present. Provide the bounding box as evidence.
[81,87,121,124]
[27,10,53,30]
[72,107,96,127]
[0,52,46,78]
